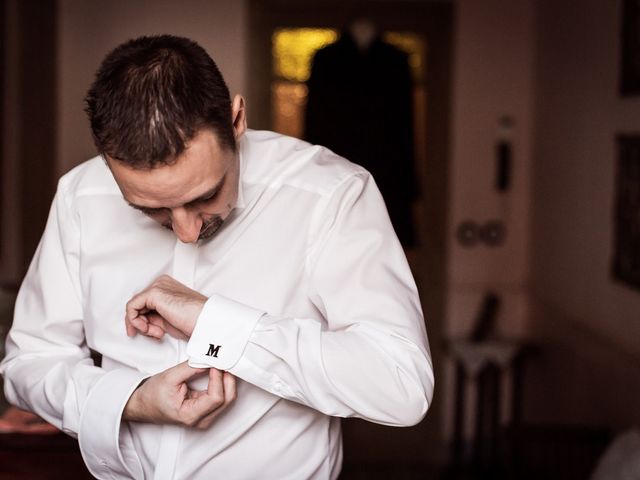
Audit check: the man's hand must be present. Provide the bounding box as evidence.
[126,275,206,339]
[123,362,236,429]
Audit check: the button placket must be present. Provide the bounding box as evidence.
[152,240,199,480]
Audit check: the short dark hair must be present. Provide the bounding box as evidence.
[85,35,235,169]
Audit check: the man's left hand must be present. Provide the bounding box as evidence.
[126,275,206,339]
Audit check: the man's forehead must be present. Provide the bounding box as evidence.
[106,129,236,209]
[126,175,227,211]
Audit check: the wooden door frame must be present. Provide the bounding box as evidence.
[0,0,57,286]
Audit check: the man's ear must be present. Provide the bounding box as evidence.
[231,94,247,139]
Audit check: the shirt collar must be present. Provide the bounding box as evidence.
[234,134,247,210]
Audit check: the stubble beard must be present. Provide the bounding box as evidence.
[161,215,225,241]
[197,215,225,241]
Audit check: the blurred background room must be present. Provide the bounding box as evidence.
[1,0,640,478]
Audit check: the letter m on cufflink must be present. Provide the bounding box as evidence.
[206,344,221,358]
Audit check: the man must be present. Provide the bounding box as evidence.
[0,35,433,479]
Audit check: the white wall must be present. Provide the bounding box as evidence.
[57,0,247,176]
[443,0,536,439]
[446,0,535,338]
[532,0,640,359]
[527,0,640,427]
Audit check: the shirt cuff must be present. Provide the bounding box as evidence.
[78,368,149,480]
[187,294,264,370]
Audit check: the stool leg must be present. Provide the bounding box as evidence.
[452,363,466,465]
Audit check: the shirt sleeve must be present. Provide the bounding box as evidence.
[187,171,434,427]
[0,184,148,480]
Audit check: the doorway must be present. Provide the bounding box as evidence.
[248,1,453,474]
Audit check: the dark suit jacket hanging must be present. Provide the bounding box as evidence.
[305,33,418,247]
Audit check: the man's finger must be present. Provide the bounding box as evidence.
[164,361,207,384]
[146,313,167,338]
[193,403,224,429]
[186,368,225,417]
[193,372,237,429]
[164,324,188,340]
[222,372,237,404]
[207,368,225,398]
[178,368,225,427]
[126,313,150,336]
[146,323,165,339]
[125,288,156,323]
[148,313,187,340]
[125,316,137,337]
[198,369,233,412]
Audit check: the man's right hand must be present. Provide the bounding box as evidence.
[123,361,236,430]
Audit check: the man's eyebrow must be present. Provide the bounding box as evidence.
[185,176,226,206]
[127,175,226,212]
[127,203,164,213]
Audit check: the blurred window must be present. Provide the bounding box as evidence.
[271,28,426,138]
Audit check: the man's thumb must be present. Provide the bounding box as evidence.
[166,361,207,383]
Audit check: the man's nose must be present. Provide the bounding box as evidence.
[171,207,202,243]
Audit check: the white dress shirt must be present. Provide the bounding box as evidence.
[0,130,434,479]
